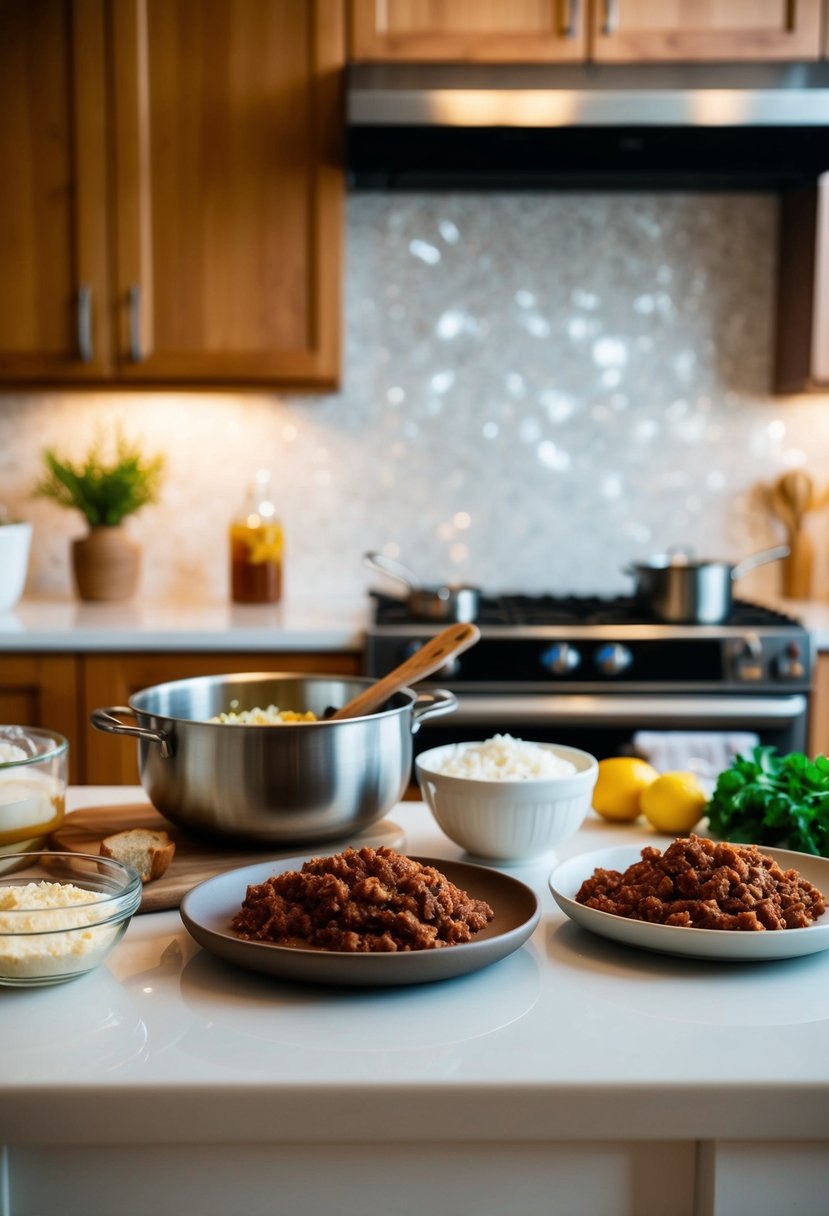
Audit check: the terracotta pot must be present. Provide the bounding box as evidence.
[72,526,141,601]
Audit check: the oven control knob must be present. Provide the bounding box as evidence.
[594,643,633,676]
[774,641,805,680]
[540,642,581,675]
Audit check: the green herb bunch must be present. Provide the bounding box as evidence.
[707,745,829,857]
[36,431,165,528]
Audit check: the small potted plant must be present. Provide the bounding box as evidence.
[0,505,32,612]
[35,429,164,602]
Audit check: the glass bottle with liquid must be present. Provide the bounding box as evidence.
[229,470,283,604]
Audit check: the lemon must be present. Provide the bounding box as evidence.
[592,757,659,822]
[640,771,708,834]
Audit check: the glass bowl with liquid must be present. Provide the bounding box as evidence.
[0,728,67,869]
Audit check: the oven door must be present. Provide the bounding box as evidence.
[412,692,809,762]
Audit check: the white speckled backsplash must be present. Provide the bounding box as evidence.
[3,192,829,607]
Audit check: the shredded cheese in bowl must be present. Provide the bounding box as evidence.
[0,880,127,983]
[429,735,577,781]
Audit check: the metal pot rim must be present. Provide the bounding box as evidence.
[126,671,421,724]
[630,556,732,573]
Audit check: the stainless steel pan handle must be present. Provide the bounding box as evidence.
[410,688,458,732]
[363,550,421,591]
[90,706,172,759]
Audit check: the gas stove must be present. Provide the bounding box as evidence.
[365,593,812,696]
[365,592,813,761]
[364,592,814,761]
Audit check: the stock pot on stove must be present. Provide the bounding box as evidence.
[624,545,790,625]
[364,551,481,623]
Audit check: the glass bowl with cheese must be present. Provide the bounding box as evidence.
[0,727,68,863]
[0,851,142,986]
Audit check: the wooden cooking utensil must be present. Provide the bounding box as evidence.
[765,470,822,599]
[327,621,480,721]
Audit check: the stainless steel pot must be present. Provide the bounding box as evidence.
[364,551,481,623]
[624,545,790,624]
[90,673,457,844]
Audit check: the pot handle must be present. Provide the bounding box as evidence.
[90,706,173,759]
[363,550,422,592]
[410,688,458,733]
[730,544,790,582]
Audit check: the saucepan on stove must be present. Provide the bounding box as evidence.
[364,551,481,623]
[624,544,790,625]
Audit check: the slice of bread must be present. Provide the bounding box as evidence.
[100,827,175,883]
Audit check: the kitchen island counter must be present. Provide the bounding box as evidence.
[2,787,828,1216]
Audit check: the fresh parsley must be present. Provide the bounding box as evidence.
[706,746,829,857]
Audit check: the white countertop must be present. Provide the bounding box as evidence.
[0,596,369,652]
[3,594,829,653]
[3,786,828,1153]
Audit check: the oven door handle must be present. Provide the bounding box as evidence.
[444,694,808,726]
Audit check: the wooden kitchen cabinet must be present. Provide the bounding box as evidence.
[809,653,829,757]
[0,0,112,382]
[774,173,829,393]
[590,0,823,63]
[348,0,587,62]
[0,656,82,782]
[0,0,343,389]
[348,0,823,63]
[82,650,361,784]
[0,650,360,785]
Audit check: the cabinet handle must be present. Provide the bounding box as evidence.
[77,285,93,362]
[602,0,617,35]
[128,284,143,362]
[560,0,578,37]
[813,171,829,382]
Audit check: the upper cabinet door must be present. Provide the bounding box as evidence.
[0,0,343,390]
[110,0,343,387]
[0,0,112,382]
[348,0,589,63]
[590,0,823,63]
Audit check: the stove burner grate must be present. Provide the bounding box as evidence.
[369,591,801,630]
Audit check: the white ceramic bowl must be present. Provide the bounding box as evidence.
[415,741,598,862]
[0,522,32,611]
[0,851,141,987]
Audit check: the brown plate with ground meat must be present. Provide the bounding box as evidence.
[180,853,540,986]
[549,841,829,962]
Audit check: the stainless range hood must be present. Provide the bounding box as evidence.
[347,62,829,189]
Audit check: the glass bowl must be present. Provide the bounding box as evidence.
[0,727,68,862]
[0,851,141,987]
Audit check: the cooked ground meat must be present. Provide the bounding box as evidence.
[576,835,826,931]
[231,845,495,952]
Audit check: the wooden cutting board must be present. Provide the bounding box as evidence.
[50,805,406,914]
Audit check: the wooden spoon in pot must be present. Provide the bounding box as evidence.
[326,621,480,721]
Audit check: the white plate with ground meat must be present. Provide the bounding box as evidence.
[180,854,540,987]
[550,843,829,962]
